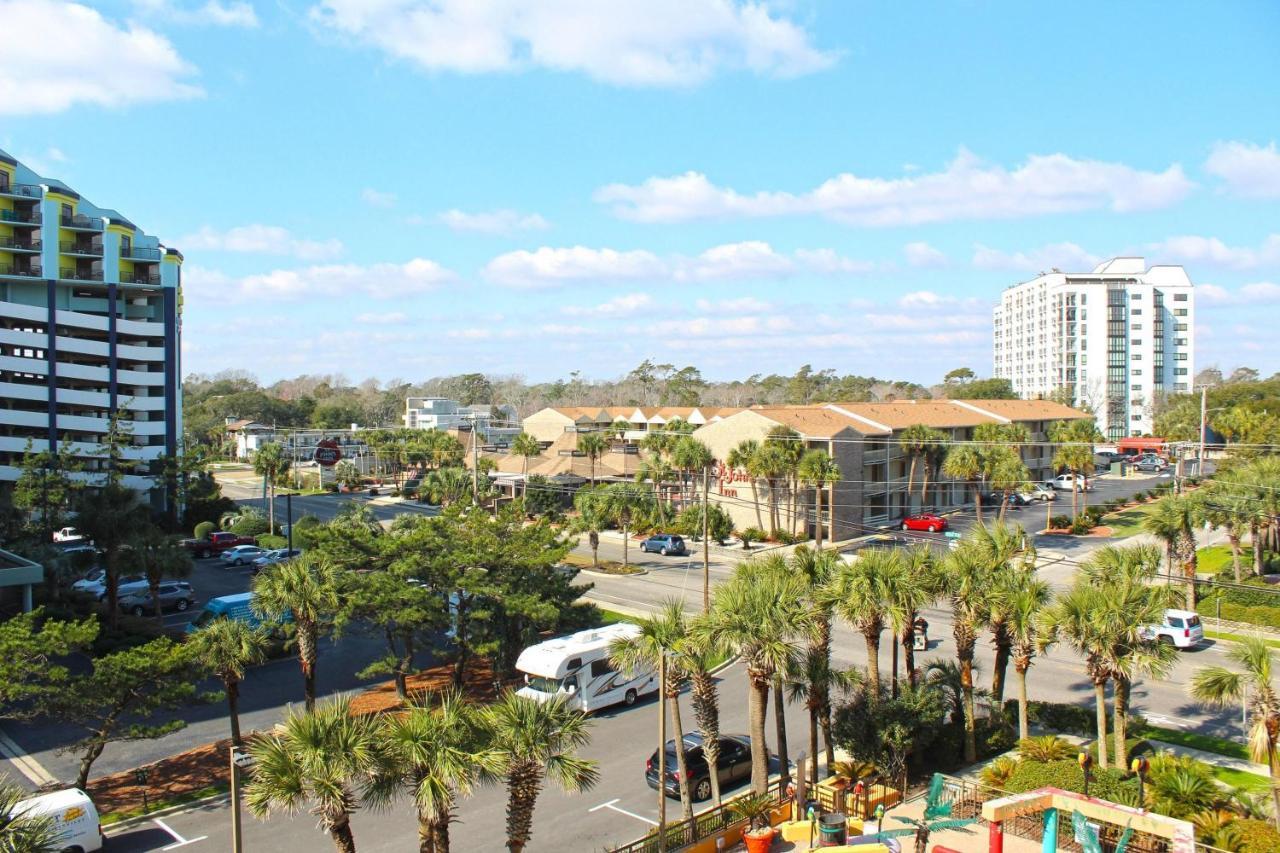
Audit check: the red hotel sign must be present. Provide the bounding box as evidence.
[715,462,751,498]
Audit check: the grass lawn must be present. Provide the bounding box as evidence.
[1103,501,1160,538]
[1213,766,1272,792]
[1136,723,1250,761]
[1205,629,1280,648]
[99,784,227,826]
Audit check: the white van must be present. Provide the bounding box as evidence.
[9,787,104,852]
[516,624,659,713]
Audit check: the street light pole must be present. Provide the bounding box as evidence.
[230,747,243,853]
[657,653,667,853]
[1198,385,1208,477]
[286,491,293,554]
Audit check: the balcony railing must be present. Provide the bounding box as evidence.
[0,237,40,251]
[123,246,162,261]
[60,268,104,282]
[60,241,103,257]
[0,263,42,278]
[60,214,104,231]
[0,183,41,199]
[0,210,40,225]
[120,271,161,285]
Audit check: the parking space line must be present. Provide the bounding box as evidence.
[0,727,57,786]
[589,798,658,826]
[155,818,208,849]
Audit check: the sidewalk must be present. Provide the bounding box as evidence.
[1147,740,1271,777]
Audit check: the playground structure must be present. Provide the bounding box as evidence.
[980,786,1195,853]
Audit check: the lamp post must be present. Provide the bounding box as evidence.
[1130,756,1149,809]
[230,746,255,853]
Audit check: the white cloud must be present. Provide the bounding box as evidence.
[1144,234,1280,271]
[308,0,835,87]
[133,0,259,27]
[903,241,947,268]
[1187,281,1280,307]
[694,296,772,314]
[436,208,549,234]
[1195,283,1231,305]
[354,311,408,324]
[595,149,1193,226]
[0,0,202,115]
[483,246,667,288]
[178,224,344,261]
[971,241,1102,272]
[186,258,455,301]
[482,241,874,288]
[1205,141,1280,199]
[562,292,653,318]
[361,188,396,208]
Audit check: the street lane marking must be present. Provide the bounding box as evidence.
[155,817,208,849]
[0,727,57,786]
[589,798,658,826]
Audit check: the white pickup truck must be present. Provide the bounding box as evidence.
[1139,609,1204,648]
[53,526,85,543]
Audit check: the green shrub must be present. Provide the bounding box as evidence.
[1004,700,1094,736]
[1199,599,1280,630]
[771,529,800,545]
[1228,818,1280,853]
[1070,517,1093,535]
[230,513,270,537]
[1004,758,1138,803]
[1050,514,1072,529]
[256,534,287,549]
[193,521,215,541]
[739,527,766,548]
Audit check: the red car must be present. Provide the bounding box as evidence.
[901,513,948,533]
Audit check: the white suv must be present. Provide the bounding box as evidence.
[1048,474,1092,492]
[1139,609,1204,648]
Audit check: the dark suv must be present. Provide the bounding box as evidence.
[640,534,687,556]
[646,733,753,801]
[118,581,196,616]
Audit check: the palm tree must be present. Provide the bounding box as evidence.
[1200,472,1251,582]
[423,466,472,507]
[635,455,675,526]
[0,776,61,851]
[486,691,599,853]
[824,548,897,694]
[1049,419,1101,519]
[252,555,340,711]
[366,691,501,853]
[786,649,858,787]
[898,424,945,510]
[680,616,727,804]
[885,544,939,692]
[1039,582,1114,768]
[797,449,841,547]
[600,482,654,568]
[765,426,804,534]
[673,435,714,507]
[510,433,542,499]
[942,446,984,523]
[1143,495,1201,609]
[787,546,843,769]
[938,540,994,763]
[1007,576,1051,741]
[727,439,766,532]
[696,559,815,794]
[610,600,695,821]
[754,442,791,535]
[252,441,291,534]
[987,451,1030,522]
[187,617,267,746]
[971,523,1034,705]
[1191,636,1280,826]
[576,431,609,487]
[244,697,379,853]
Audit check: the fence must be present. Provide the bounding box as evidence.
[608,778,785,853]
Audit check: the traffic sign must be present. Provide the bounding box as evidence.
[313,439,342,467]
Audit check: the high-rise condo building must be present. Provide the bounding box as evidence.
[0,149,182,508]
[993,257,1194,441]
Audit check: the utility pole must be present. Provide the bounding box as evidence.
[471,418,480,502]
[286,491,293,554]
[657,653,667,853]
[229,747,244,853]
[1198,385,1208,477]
[702,465,710,613]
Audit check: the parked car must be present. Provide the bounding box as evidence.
[639,534,687,556]
[72,571,147,601]
[1134,458,1165,473]
[1048,474,1092,492]
[180,531,257,559]
[900,513,948,533]
[981,491,1030,509]
[118,581,196,617]
[251,548,304,574]
[646,733,753,801]
[1094,451,1127,468]
[1019,483,1056,502]
[52,526,83,543]
[221,545,268,567]
[1139,609,1204,648]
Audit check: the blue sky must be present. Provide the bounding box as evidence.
[4,0,1279,385]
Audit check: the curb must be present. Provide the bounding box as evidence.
[577,566,649,578]
[103,789,232,833]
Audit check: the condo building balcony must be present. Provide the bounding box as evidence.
[60,267,104,282]
[122,246,162,261]
[60,213,103,231]
[60,241,103,258]
[0,263,41,278]
[120,271,161,285]
[0,182,41,200]
[0,237,40,253]
[0,209,40,226]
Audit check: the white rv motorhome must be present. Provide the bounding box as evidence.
[515,623,658,713]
